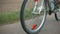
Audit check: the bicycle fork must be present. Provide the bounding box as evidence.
[32,0,45,14]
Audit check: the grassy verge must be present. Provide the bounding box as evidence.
[0,11,20,25]
[0,8,33,25]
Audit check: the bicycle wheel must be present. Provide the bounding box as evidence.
[55,1,60,21]
[20,0,47,34]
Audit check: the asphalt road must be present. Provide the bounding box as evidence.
[0,14,60,34]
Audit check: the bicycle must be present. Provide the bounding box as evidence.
[20,0,60,34]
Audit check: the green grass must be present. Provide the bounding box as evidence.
[0,11,20,25]
[0,8,33,25]
[24,8,33,19]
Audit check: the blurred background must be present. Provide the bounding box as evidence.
[0,0,60,34]
[0,0,23,25]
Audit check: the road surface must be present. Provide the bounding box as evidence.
[0,14,60,34]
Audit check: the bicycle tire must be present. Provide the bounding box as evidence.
[20,0,47,34]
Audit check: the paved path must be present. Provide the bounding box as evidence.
[0,14,60,34]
